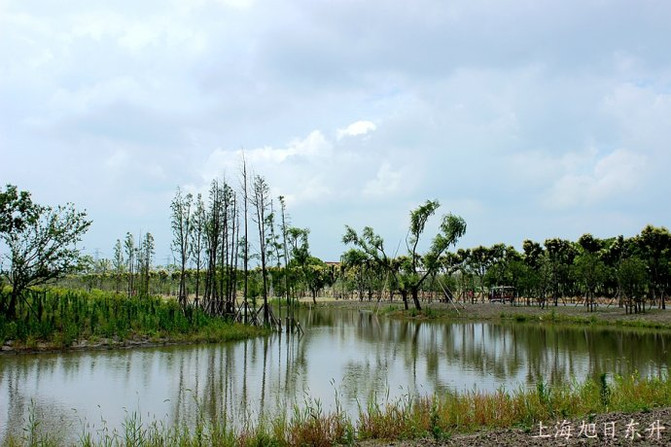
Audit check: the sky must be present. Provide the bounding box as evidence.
[1,0,670,265]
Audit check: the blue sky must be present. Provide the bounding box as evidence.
[1,0,670,264]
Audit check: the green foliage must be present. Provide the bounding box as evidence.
[1,185,92,318]
[599,373,611,407]
[0,288,264,348]
[343,200,466,310]
[618,257,648,302]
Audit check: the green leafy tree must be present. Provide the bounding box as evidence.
[303,256,332,304]
[543,238,577,306]
[574,253,606,312]
[465,246,494,301]
[0,185,38,235]
[635,225,671,309]
[618,257,648,314]
[402,200,467,310]
[340,248,369,301]
[286,226,311,300]
[138,232,154,297]
[483,245,522,303]
[505,258,535,302]
[0,185,91,318]
[600,235,627,301]
[342,226,404,305]
[453,248,476,302]
[522,240,548,306]
[574,234,607,311]
[522,240,544,269]
[344,200,466,310]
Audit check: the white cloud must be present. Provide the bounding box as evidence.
[547,149,647,208]
[508,147,598,189]
[283,130,332,159]
[337,120,377,140]
[603,82,671,157]
[287,176,332,205]
[363,162,403,198]
[203,130,332,179]
[2,0,671,261]
[199,124,412,209]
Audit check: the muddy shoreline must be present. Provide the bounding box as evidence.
[0,335,203,355]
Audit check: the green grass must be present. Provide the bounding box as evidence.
[0,288,269,351]
[4,373,671,446]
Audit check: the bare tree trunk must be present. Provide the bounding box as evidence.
[6,288,19,319]
[241,155,250,324]
[252,176,271,325]
[411,287,422,310]
[279,196,291,324]
[400,289,409,310]
[228,197,239,316]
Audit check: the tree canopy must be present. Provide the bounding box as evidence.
[343,199,466,310]
[0,184,92,318]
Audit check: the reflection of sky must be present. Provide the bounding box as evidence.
[1,309,670,442]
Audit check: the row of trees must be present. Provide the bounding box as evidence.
[86,232,157,298]
[74,220,670,316]
[339,225,671,314]
[68,262,337,307]
[3,180,670,321]
[167,159,328,327]
[0,175,327,328]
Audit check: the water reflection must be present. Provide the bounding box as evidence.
[1,307,670,442]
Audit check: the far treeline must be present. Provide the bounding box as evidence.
[339,224,670,314]
[2,172,671,330]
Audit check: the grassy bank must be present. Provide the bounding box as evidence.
[0,288,269,352]
[3,373,671,446]
[361,301,671,332]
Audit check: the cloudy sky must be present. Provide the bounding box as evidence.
[2,0,670,264]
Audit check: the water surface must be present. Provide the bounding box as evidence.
[1,307,669,441]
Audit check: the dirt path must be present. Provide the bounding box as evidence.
[356,407,671,446]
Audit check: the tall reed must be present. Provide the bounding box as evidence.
[0,288,265,348]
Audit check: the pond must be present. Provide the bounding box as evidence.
[1,306,670,441]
